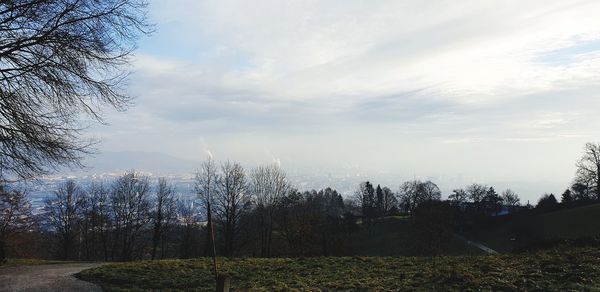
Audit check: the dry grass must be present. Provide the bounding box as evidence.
[77,246,600,291]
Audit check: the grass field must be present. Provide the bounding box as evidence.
[472,203,600,252]
[77,246,600,291]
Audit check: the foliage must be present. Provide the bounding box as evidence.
[276,188,347,256]
[483,187,502,216]
[356,181,376,219]
[561,189,573,205]
[536,193,558,211]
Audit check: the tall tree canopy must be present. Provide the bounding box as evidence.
[575,142,600,199]
[0,0,150,178]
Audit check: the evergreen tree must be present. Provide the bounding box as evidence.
[561,189,573,205]
[484,187,502,215]
[537,193,559,210]
[375,185,384,217]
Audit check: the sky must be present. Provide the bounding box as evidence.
[88,0,600,201]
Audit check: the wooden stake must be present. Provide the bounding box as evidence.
[207,201,218,281]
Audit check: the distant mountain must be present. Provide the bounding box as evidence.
[62,151,200,175]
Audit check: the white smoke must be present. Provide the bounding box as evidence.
[205,149,214,160]
[264,149,282,167]
[272,157,281,168]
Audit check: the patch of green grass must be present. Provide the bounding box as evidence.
[77,247,600,291]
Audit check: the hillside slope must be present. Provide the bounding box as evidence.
[472,203,600,252]
[350,216,483,256]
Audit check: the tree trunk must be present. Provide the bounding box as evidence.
[266,220,273,257]
[596,162,600,199]
[0,239,6,264]
[151,223,161,260]
[321,232,329,256]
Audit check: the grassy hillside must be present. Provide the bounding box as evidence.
[350,216,483,256]
[472,203,600,252]
[77,247,600,291]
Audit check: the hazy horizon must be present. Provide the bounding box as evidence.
[39,150,564,204]
[84,0,600,202]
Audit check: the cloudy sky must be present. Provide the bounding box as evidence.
[90,0,600,200]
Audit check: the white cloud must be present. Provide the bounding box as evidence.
[88,0,600,201]
[142,0,600,104]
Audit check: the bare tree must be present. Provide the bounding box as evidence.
[501,189,520,211]
[0,0,150,179]
[195,158,218,217]
[380,186,398,216]
[250,164,290,257]
[448,188,468,206]
[575,142,600,199]
[398,180,441,213]
[177,199,202,259]
[398,181,417,213]
[0,182,34,263]
[82,181,112,261]
[466,183,488,207]
[214,161,249,257]
[421,181,442,201]
[44,179,84,260]
[110,172,151,261]
[151,178,177,260]
[194,157,218,256]
[78,184,99,261]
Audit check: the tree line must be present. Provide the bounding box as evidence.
[3,143,600,262]
[0,162,522,261]
[1,161,351,261]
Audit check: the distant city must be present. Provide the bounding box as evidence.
[25,163,562,212]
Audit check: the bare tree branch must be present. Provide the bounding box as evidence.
[0,0,150,179]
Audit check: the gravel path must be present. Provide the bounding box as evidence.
[0,263,104,292]
[455,235,499,254]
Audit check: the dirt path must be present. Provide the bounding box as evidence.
[0,263,104,292]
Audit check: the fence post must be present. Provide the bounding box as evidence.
[216,274,230,292]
